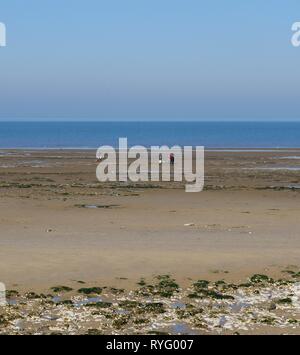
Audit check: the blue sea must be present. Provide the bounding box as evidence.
[0,122,299,149]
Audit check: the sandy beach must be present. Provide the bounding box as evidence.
[0,149,300,334]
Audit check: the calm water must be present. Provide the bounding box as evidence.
[0,122,299,148]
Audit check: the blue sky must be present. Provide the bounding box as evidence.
[0,0,299,121]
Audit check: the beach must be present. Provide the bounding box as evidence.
[2,0,300,337]
[0,149,300,334]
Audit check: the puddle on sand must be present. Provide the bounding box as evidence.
[171,301,186,309]
[7,299,18,306]
[170,323,197,335]
[77,204,120,209]
[52,296,61,303]
[74,297,102,307]
[287,184,300,190]
[41,314,60,321]
[231,301,251,313]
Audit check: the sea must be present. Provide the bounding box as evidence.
[0,121,299,149]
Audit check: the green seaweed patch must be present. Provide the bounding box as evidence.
[133,318,150,325]
[16,184,34,189]
[177,307,203,319]
[85,302,112,308]
[155,275,180,297]
[214,280,237,291]
[51,286,73,293]
[136,284,155,297]
[87,329,103,335]
[109,287,125,295]
[193,280,209,289]
[260,317,277,325]
[204,290,234,300]
[136,275,179,298]
[78,287,102,295]
[137,278,146,286]
[277,298,293,305]
[250,274,273,284]
[25,292,46,299]
[147,331,169,335]
[276,279,295,286]
[0,315,8,326]
[238,283,252,288]
[288,319,298,324]
[6,290,19,298]
[112,315,130,329]
[187,293,202,299]
[188,288,234,300]
[58,300,73,306]
[137,302,166,314]
[119,301,141,309]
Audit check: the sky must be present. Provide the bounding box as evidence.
[0,0,299,121]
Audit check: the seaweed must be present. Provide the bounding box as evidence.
[136,275,179,298]
[86,302,112,308]
[119,301,141,309]
[0,315,8,326]
[112,315,130,329]
[137,302,166,314]
[193,280,209,289]
[25,292,44,299]
[155,275,180,297]
[260,317,277,325]
[58,300,73,305]
[109,287,125,295]
[277,298,293,305]
[78,287,102,295]
[250,274,273,284]
[147,331,169,335]
[87,329,103,335]
[6,290,19,298]
[51,286,73,293]
[137,278,146,286]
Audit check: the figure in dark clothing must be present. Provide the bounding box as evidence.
[170,153,175,165]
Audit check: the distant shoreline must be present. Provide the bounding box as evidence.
[1,148,300,151]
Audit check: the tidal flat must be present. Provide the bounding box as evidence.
[0,149,300,334]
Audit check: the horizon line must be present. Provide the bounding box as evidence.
[0,119,300,123]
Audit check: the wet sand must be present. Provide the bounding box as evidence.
[0,149,300,334]
[0,149,299,290]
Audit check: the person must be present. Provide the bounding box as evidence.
[96,154,103,163]
[170,153,175,165]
